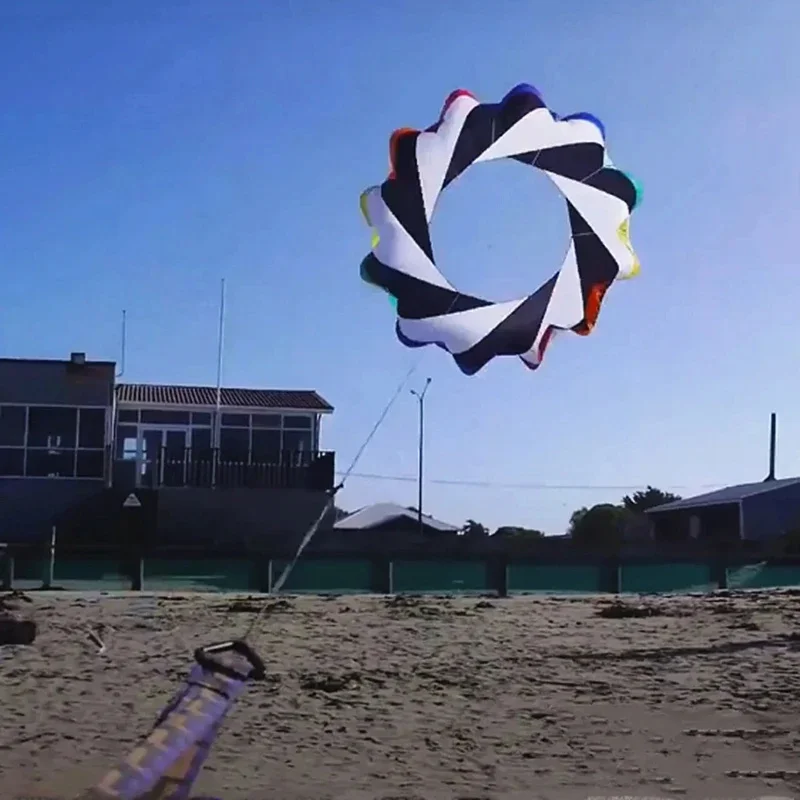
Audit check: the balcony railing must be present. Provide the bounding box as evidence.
[112,447,335,492]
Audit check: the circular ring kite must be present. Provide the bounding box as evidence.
[358,83,641,376]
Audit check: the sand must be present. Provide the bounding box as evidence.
[1,589,799,800]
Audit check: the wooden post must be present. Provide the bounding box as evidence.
[369,557,392,594]
[131,557,144,591]
[43,526,56,589]
[0,545,13,590]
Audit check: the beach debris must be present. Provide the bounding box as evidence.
[86,626,107,655]
[596,601,665,619]
[300,669,362,693]
[0,616,37,646]
[0,591,36,646]
[215,597,292,614]
[0,589,33,613]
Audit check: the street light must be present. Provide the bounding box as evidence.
[410,378,432,536]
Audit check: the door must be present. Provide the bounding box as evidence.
[139,428,189,487]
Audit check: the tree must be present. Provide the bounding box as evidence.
[622,486,681,514]
[569,503,634,551]
[493,526,545,538]
[461,519,490,538]
[568,507,589,536]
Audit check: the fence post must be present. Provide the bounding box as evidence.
[369,557,391,594]
[131,557,144,591]
[43,526,57,589]
[0,545,13,590]
[485,555,508,597]
[710,557,728,590]
[600,557,622,594]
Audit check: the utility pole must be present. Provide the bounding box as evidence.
[410,378,431,536]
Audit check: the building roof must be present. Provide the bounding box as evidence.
[116,383,333,412]
[646,476,800,514]
[334,502,459,532]
[0,356,116,366]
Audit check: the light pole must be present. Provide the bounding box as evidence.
[410,378,431,536]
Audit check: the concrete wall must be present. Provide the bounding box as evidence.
[155,487,331,543]
[0,359,115,405]
[0,478,105,543]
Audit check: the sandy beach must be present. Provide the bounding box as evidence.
[1,589,799,800]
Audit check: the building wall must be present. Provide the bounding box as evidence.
[650,504,741,543]
[741,483,800,540]
[0,478,105,543]
[0,358,116,543]
[0,359,115,405]
[155,487,331,543]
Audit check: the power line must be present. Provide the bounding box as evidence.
[336,470,725,492]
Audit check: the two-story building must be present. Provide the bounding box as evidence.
[0,352,334,546]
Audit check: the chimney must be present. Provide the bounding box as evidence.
[69,352,86,365]
[767,412,777,481]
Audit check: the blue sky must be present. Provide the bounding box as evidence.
[1,1,798,533]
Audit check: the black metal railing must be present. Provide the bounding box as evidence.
[112,447,334,491]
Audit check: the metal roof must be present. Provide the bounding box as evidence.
[334,503,459,532]
[116,383,333,412]
[646,476,800,514]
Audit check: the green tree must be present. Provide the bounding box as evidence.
[569,503,634,550]
[622,486,681,514]
[461,519,490,538]
[493,526,545,538]
[568,507,589,536]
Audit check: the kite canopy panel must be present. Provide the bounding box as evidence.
[359,83,641,375]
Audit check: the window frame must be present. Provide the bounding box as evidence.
[0,402,109,480]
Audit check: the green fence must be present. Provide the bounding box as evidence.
[143,559,252,592]
[727,563,800,590]
[391,560,487,593]
[5,556,800,595]
[508,564,601,594]
[620,563,712,594]
[269,559,372,593]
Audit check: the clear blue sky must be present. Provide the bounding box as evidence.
[1,1,798,533]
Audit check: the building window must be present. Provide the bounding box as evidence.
[219,428,249,461]
[252,428,281,462]
[0,406,26,446]
[0,404,110,480]
[77,449,105,478]
[283,414,312,454]
[118,409,139,423]
[115,425,138,459]
[283,414,312,430]
[26,448,76,478]
[140,409,191,425]
[78,408,106,448]
[0,448,24,476]
[252,413,281,429]
[192,428,212,452]
[220,412,249,428]
[283,428,312,453]
[27,406,78,448]
[108,408,319,474]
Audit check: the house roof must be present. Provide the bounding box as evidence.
[116,383,333,412]
[646,476,800,514]
[0,357,116,367]
[334,502,459,532]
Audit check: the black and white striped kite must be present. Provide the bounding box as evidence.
[359,83,641,376]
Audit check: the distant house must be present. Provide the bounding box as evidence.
[646,477,800,542]
[334,503,458,535]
